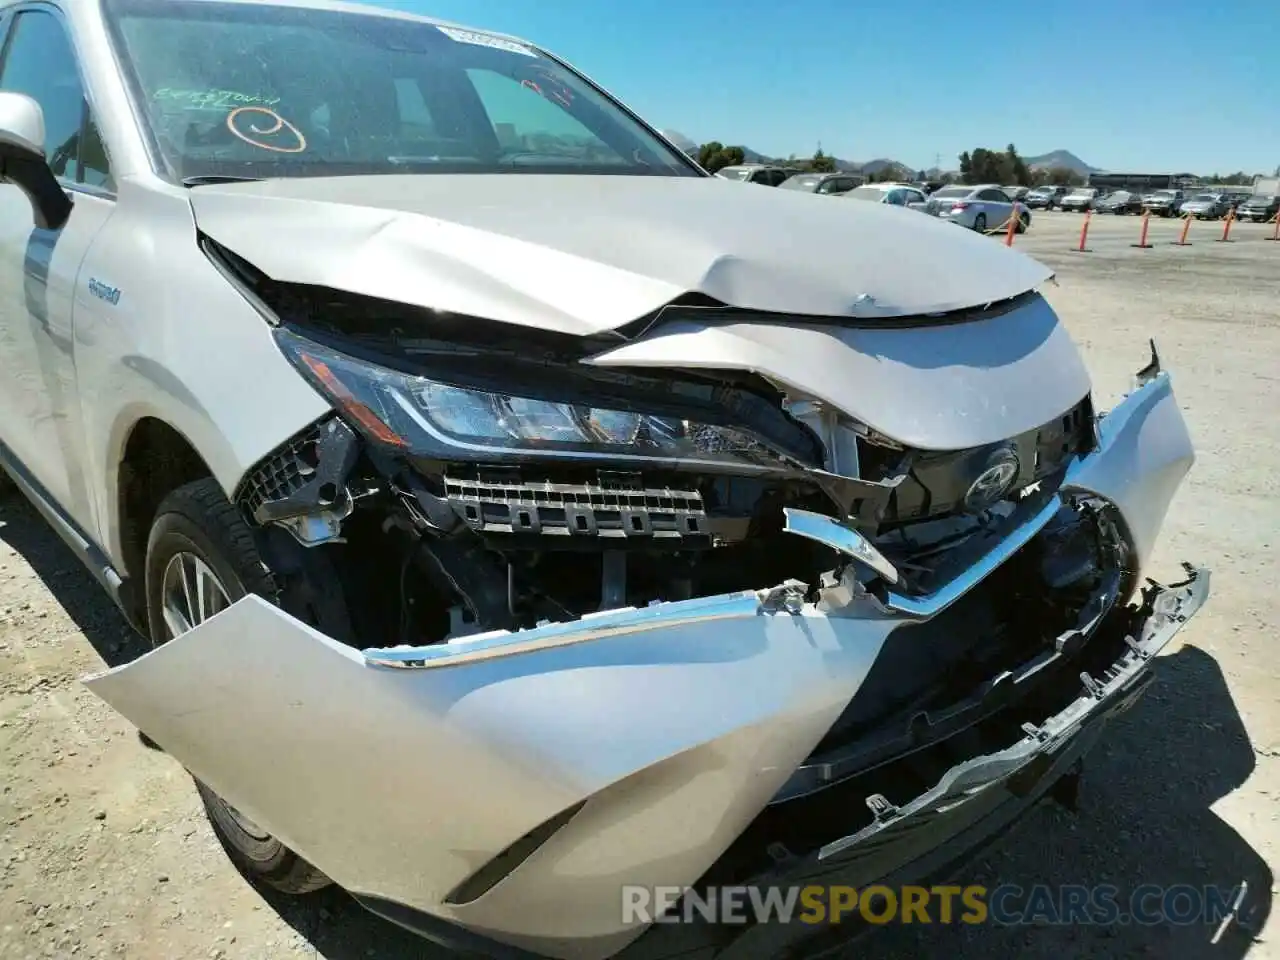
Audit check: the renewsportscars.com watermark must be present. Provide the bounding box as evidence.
[623,883,1249,928]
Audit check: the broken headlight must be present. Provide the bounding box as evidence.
[275,328,792,469]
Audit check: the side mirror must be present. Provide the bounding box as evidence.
[0,92,72,230]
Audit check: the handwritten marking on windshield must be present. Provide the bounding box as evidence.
[226,107,308,154]
[154,88,282,111]
[519,75,572,110]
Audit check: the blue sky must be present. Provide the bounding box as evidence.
[375,0,1278,175]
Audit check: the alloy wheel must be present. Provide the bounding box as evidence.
[158,552,269,840]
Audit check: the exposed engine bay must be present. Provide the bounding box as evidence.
[230,272,1102,655]
[84,233,1204,960]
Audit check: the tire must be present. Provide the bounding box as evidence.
[145,478,333,896]
[973,213,987,233]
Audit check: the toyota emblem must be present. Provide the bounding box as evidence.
[963,449,1020,512]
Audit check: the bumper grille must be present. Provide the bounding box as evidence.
[237,421,328,519]
[443,471,708,542]
[859,395,1095,526]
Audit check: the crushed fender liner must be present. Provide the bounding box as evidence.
[83,370,1204,960]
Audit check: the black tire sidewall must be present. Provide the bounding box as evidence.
[144,492,292,872]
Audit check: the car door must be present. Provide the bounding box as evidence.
[0,5,116,532]
[980,188,1012,223]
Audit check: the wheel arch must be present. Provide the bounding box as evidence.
[113,415,220,628]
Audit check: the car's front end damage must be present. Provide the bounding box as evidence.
[84,178,1206,960]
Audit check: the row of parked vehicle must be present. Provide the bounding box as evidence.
[713,165,1033,233]
[1021,185,1279,221]
[716,163,1280,231]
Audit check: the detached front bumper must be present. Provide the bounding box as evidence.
[83,370,1203,960]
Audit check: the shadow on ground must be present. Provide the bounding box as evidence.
[0,493,1270,960]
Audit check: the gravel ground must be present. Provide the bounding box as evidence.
[1,209,1278,960]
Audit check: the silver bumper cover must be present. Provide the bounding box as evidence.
[83,371,1200,960]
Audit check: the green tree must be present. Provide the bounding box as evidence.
[697,141,724,169]
[810,147,836,173]
[958,151,972,181]
[1045,166,1083,186]
[696,142,745,173]
[1005,144,1031,185]
[967,148,999,182]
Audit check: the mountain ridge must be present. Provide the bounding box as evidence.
[666,131,1098,177]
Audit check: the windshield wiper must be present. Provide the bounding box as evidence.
[182,175,266,187]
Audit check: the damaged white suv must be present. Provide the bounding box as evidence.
[0,1,1207,958]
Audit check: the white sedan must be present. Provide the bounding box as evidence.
[928,184,1031,232]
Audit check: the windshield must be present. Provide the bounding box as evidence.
[1153,190,1177,198]
[846,186,888,202]
[103,0,696,182]
[780,175,821,190]
[1191,194,1216,202]
[717,167,751,181]
[1068,189,1093,197]
[930,187,971,198]
[1245,195,1275,205]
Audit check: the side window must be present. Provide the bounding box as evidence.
[885,189,906,206]
[979,188,1009,202]
[465,68,622,164]
[0,10,111,188]
[393,77,437,136]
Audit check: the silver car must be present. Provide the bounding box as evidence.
[844,181,930,210]
[1180,193,1229,220]
[778,171,861,195]
[929,183,1030,232]
[0,1,1206,958]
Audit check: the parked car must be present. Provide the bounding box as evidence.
[927,184,1031,232]
[1180,193,1229,220]
[1002,185,1030,202]
[1224,193,1253,215]
[0,1,1207,958]
[1059,188,1099,212]
[1236,194,1280,222]
[844,182,930,210]
[1096,190,1144,215]
[1024,185,1069,210]
[715,164,796,186]
[779,172,862,195]
[1142,189,1185,217]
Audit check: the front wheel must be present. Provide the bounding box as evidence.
[973,213,987,232]
[144,478,334,895]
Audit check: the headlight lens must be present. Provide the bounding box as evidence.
[276,328,790,468]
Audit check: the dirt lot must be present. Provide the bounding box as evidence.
[2,209,1278,960]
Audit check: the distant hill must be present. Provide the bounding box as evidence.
[661,129,698,153]
[682,135,916,176]
[1024,149,1098,174]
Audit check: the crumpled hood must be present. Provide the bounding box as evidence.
[188,174,1053,336]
